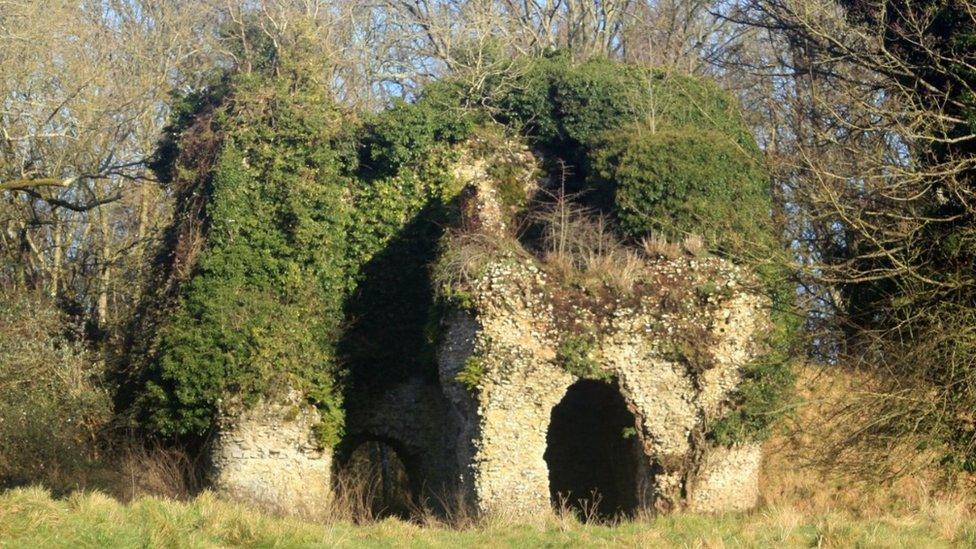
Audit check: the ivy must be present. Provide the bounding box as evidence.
[127,72,355,445]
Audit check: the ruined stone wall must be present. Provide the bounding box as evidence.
[433,140,771,516]
[437,256,767,515]
[341,379,459,502]
[210,390,332,518]
[688,443,764,513]
[207,134,771,519]
[439,307,577,514]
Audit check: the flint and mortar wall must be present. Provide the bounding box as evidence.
[688,443,764,513]
[342,379,459,501]
[207,137,770,518]
[437,256,767,516]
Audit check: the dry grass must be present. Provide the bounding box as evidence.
[116,444,206,502]
[433,230,530,292]
[436,191,650,295]
[759,363,976,519]
[438,187,715,298]
[640,232,706,260]
[1,485,974,548]
[681,233,706,256]
[641,233,683,260]
[5,388,976,547]
[531,194,646,293]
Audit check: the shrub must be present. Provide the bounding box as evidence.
[358,97,474,179]
[589,126,772,257]
[0,291,111,490]
[556,334,610,380]
[456,356,486,392]
[493,55,759,191]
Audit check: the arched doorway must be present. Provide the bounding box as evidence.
[544,379,644,519]
[339,439,414,519]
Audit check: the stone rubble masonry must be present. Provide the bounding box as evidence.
[341,379,459,503]
[430,144,770,515]
[688,443,764,513]
[437,254,768,516]
[210,389,333,518]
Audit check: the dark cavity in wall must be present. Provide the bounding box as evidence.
[339,440,414,519]
[544,379,644,519]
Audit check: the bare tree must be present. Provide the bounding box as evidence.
[715,0,976,474]
[0,0,214,329]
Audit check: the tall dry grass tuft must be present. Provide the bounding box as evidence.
[641,233,683,260]
[433,230,530,293]
[531,192,645,293]
[640,232,705,260]
[330,466,383,523]
[118,443,206,501]
[436,188,649,295]
[416,487,479,530]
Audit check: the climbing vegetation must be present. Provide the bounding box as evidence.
[589,126,770,255]
[125,62,476,444]
[127,52,794,448]
[125,72,354,444]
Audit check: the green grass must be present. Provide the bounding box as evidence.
[1,488,974,548]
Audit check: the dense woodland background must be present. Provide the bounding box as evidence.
[3,0,976,502]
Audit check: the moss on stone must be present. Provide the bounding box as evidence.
[556,334,610,381]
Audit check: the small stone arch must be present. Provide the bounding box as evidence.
[335,434,421,518]
[543,378,649,519]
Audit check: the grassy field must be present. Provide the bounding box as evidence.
[3,368,974,548]
[0,486,974,548]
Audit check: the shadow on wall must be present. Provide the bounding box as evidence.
[544,379,649,520]
[341,201,455,391]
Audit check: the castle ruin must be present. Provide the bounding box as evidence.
[209,142,772,519]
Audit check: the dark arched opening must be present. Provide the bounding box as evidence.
[544,379,644,519]
[338,439,415,519]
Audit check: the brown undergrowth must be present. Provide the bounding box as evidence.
[759,363,976,519]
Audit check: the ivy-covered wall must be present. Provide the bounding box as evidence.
[124,53,795,449]
[121,69,476,445]
[123,73,354,445]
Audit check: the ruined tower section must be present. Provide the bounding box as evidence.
[210,390,333,518]
[436,158,771,516]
